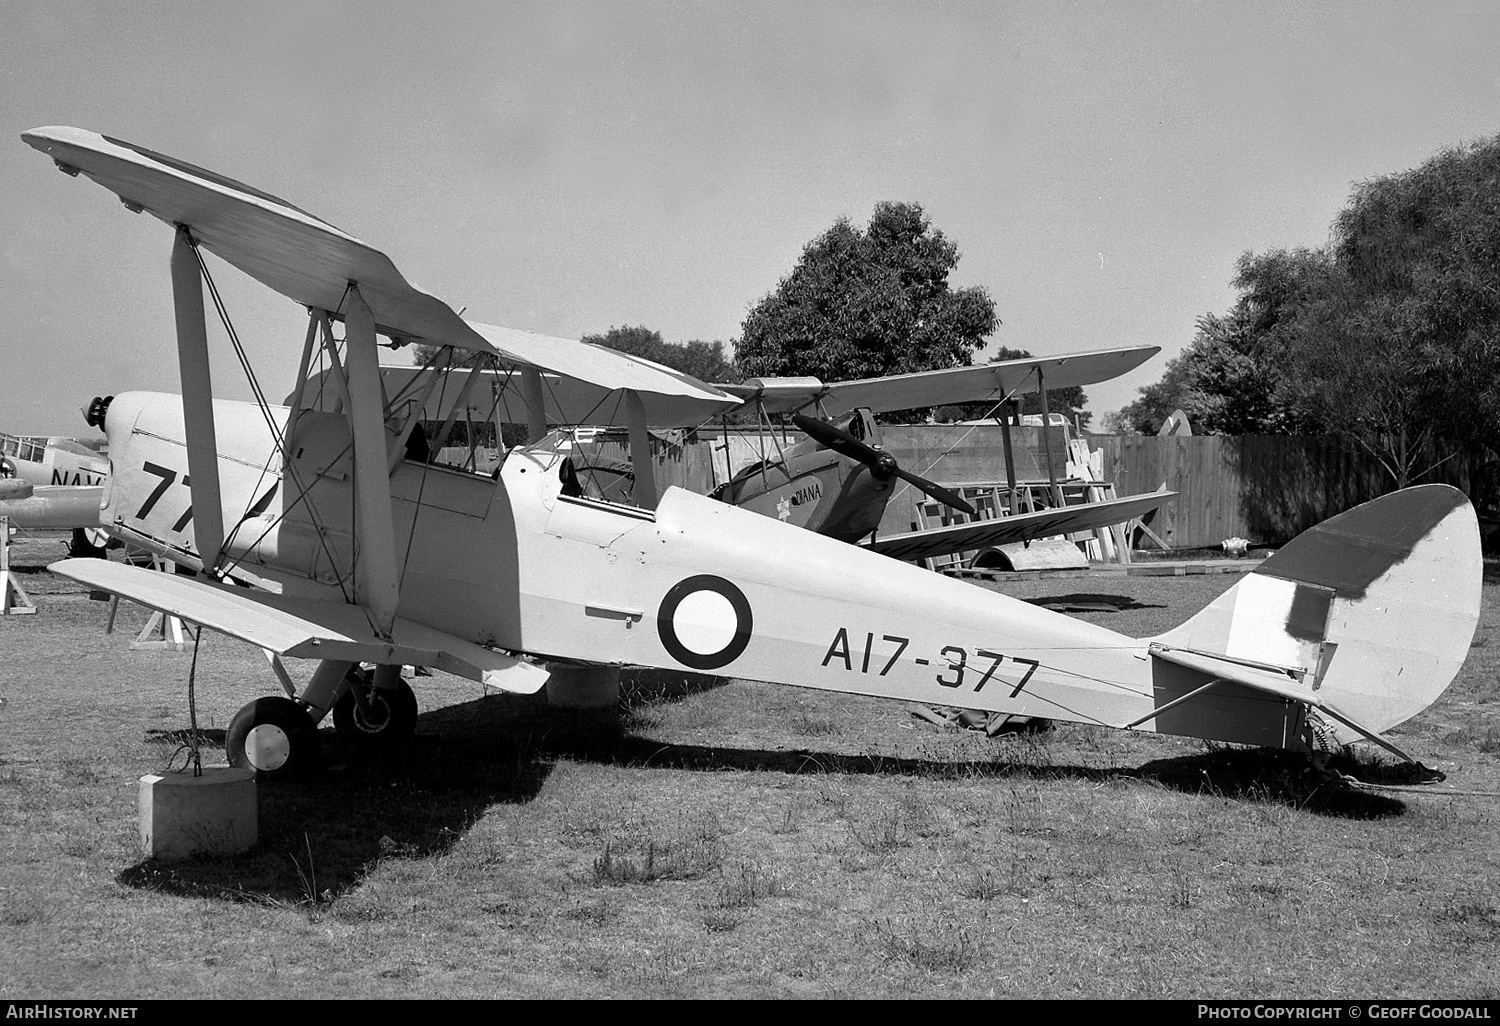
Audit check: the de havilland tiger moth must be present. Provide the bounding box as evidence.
[19,125,1482,783]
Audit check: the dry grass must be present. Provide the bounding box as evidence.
[1,531,1498,998]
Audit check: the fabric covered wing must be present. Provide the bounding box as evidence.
[22,126,493,354]
[863,491,1172,563]
[50,558,547,694]
[381,325,742,429]
[721,346,1160,418]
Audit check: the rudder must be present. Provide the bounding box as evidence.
[1151,485,1481,745]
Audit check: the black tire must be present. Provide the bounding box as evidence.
[68,528,108,559]
[226,696,321,780]
[332,675,418,750]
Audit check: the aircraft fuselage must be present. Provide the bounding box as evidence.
[713,446,893,542]
[94,390,1317,750]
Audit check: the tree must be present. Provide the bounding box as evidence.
[1327,136,1500,458]
[734,203,997,404]
[1107,344,1202,434]
[1112,250,1326,436]
[1115,132,1500,486]
[934,346,1092,429]
[407,341,483,368]
[581,325,740,384]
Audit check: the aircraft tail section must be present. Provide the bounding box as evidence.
[1150,485,1481,747]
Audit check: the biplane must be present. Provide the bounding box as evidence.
[1,430,108,488]
[0,430,110,554]
[374,344,1175,563]
[22,126,1481,784]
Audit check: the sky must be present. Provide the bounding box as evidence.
[2,0,1498,435]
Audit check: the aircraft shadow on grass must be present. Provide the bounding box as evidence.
[118,671,1403,906]
[1022,593,1165,614]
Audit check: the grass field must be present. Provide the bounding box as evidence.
[2,531,1497,999]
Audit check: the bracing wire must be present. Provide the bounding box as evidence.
[883,385,1029,512]
[187,237,354,602]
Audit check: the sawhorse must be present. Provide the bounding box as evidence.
[105,552,187,650]
[1,515,37,616]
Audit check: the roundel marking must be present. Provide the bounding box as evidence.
[657,575,753,670]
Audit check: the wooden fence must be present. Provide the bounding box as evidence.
[576,426,1490,550]
[1092,434,1488,549]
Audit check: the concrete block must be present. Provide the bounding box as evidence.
[139,767,257,860]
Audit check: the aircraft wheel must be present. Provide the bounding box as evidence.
[68,528,108,559]
[332,676,418,750]
[226,697,321,780]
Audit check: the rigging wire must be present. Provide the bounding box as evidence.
[187,240,353,602]
[883,384,1029,513]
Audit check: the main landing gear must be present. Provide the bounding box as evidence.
[331,666,419,750]
[226,696,321,780]
[224,661,420,780]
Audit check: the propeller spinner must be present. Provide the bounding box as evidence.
[791,413,976,516]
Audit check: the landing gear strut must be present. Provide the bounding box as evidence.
[225,661,419,779]
[332,666,418,752]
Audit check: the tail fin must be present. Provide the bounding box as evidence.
[1151,485,1481,745]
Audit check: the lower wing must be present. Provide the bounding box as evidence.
[50,558,548,694]
[863,490,1172,564]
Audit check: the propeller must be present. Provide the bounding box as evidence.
[791,413,976,516]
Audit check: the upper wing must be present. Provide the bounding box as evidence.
[23,126,494,354]
[863,490,1172,564]
[49,558,548,694]
[720,346,1161,419]
[25,126,745,423]
[380,326,742,430]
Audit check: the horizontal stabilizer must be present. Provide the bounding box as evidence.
[50,558,548,694]
[1147,643,1317,704]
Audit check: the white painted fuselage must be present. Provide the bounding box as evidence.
[95,390,1334,749]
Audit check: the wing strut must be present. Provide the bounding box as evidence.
[430,353,487,453]
[341,286,401,638]
[1035,365,1063,507]
[282,313,321,450]
[520,367,548,443]
[316,312,350,414]
[624,389,657,510]
[387,345,451,473]
[170,226,225,572]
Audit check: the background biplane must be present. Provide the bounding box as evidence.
[21,126,1481,785]
[373,343,1174,566]
[0,429,110,555]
